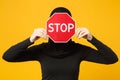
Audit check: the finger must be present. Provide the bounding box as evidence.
[40,30,47,39]
[75,28,83,37]
[76,29,86,38]
[78,31,88,39]
[79,30,86,35]
[75,28,82,34]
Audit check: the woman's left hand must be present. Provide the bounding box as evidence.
[75,27,93,41]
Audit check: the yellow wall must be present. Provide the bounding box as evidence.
[0,0,120,80]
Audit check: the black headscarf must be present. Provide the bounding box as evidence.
[44,7,77,58]
[50,7,72,17]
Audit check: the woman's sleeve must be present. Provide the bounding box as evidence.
[2,38,41,62]
[83,36,118,64]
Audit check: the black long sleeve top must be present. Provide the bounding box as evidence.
[2,36,118,80]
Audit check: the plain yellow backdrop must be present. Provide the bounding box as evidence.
[0,0,120,80]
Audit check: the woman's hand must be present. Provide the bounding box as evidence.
[30,28,47,42]
[75,28,93,41]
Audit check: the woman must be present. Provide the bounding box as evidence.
[3,7,118,80]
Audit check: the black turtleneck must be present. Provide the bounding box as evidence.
[2,37,118,80]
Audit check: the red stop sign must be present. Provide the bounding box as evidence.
[47,13,75,43]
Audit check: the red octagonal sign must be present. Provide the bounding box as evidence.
[47,13,75,43]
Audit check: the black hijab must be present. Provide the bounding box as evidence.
[44,7,77,58]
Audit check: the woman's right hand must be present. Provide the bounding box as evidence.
[30,28,47,43]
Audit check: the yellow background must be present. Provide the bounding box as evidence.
[0,0,120,80]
